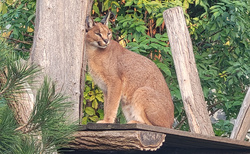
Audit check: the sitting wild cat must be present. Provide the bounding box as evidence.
[85,13,174,128]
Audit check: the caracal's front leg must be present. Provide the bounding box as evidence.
[97,80,122,123]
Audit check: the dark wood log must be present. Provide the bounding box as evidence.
[231,88,250,140]
[69,130,165,151]
[163,7,214,136]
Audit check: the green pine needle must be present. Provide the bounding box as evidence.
[0,41,77,153]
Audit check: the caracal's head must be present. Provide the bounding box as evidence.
[86,12,112,49]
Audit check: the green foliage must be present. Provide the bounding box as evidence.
[213,120,234,137]
[192,0,250,124]
[0,41,40,96]
[85,0,250,136]
[116,105,126,124]
[82,73,126,124]
[0,107,20,153]
[30,78,77,152]
[82,74,104,124]
[0,0,36,58]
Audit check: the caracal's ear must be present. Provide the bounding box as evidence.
[86,16,95,32]
[100,11,111,27]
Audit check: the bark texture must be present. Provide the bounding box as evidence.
[230,88,250,140]
[163,7,214,136]
[30,0,92,122]
[69,130,166,151]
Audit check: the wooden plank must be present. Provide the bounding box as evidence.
[163,7,214,136]
[231,88,250,140]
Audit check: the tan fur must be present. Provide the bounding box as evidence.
[85,17,174,128]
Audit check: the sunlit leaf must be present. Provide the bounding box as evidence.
[89,115,99,122]
[82,116,88,125]
[156,17,163,27]
[92,99,98,109]
[85,107,95,116]
[125,0,134,7]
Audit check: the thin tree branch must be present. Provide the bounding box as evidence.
[0,36,32,45]
[196,29,223,47]
[174,116,187,129]
[208,101,223,110]
[14,48,31,52]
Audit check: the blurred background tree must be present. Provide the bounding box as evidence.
[1,0,249,137]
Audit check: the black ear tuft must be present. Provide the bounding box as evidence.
[100,11,112,26]
[86,16,95,30]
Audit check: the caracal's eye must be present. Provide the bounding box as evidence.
[108,32,111,36]
[95,33,102,37]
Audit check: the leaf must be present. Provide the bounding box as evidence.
[145,5,152,14]
[213,12,220,18]
[155,34,161,40]
[89,95,96,101]
[125,0,134,7]
[103,0,110,11]
[1,3,7,14]
[183,0,189,9]
[159,36,168,42]
[82,116,88,125]
[122,22,127,27]
[195,0,199,6]
[6,0,13,5]
[111,1,120,8]
[93,2,100,15]
[89,115,99,122]
[92,99,98,109]
[85,107,95,116]
[86,74,92,81]
[97,109,104,119]
[96,94,104,102]
[149,43,161,49]
[156,17,164,27]
[175,102,183,113]
[0,2,3,13]
[156,63,171,76]
[13,28,19,37]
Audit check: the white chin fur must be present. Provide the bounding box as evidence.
[98,45,108,49]
[91,41,109,49]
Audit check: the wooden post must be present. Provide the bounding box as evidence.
[163,7,214,136]
[230,88,250,140]
[30,0,93,122]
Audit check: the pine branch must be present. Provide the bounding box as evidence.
[0,79,11,95]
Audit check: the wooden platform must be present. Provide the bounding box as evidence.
[64,123,250,154]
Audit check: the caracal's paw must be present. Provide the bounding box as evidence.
[127,120,143,124]
[96,120,112,124]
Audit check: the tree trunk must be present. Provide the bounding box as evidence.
[230,88,250,140]
[0,68,34,132]
[163,7,214,136]
[30,0,93,122]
